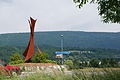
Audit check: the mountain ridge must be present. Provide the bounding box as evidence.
[0,31,120,49]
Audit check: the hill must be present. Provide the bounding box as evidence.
[0,31,120,62]
[0,31,120,49]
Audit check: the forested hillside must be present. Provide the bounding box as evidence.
[0,31,120,62]
[0,31,120,49]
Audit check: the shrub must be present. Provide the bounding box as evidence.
[31,52,48,63]
[43,60,57,64]
[90,58,100,67]
[64,60,73,69]
[31,52,56,64]
[10,53,22,61]
[9,60,24,65]
[9,53,24,65]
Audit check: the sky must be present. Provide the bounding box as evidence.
[0,0,120,34]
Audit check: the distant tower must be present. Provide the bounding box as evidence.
[23,17,37,62]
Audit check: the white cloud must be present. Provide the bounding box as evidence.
[0,0,120,34]
[0,0,12,3]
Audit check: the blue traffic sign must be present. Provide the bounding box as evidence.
[55,51,71,54]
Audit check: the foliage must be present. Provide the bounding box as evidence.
[110,58,118,67]
[75,69,120,80]
[1,31,120,50]
[89,58,100,67]
[10,53,22,61]
[101,58,118,67]
[64,60,73,69]
[31,52,56,64]
[1,69,120,80]
[43,59,57,64]
[73,60,81,69]
[73,0,120,23]
[31,52,48,63]
[9,53,24,64]
[9,60,24,65]
[0,31,120,63]
[71,58,119,68]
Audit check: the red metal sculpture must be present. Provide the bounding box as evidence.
[23,17,37,62]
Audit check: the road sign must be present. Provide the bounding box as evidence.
[55,51,71,54]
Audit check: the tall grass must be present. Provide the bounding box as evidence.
[74,69,120,80]
[0,69,120,80]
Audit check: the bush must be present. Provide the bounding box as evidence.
[64,60,73,69]
[9,53,24,65]
[31,52,48,63]
[73,60,81,69]
[90,58,100,67]
[101,58,119,67]
[9,60,24,65]
[10,53,22,61]
[31,52,56,64]
[43,60,57,64]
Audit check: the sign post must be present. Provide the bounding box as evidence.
[55,51,71,64]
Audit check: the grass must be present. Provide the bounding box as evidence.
[0,69,120,80]
[77,68,120,72]
[74,68,120,80]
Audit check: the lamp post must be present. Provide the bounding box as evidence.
[60,35,64,64]
[61,35,64,52]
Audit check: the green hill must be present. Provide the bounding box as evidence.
[0,31,120,62]
[0,31,120,49]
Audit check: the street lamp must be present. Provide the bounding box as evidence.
[60,35,64,65]
[61,35,64,52]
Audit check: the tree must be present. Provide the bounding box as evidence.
[10,53,22,61]
[101,58,110,67]
[73,60,81,69]
[101,58,118,67]
[31,52,49,63]
[110,58,118,67]
[9,52,24,64]
[31,52,56,64]
[73,0,120,23]
[64,60,73,69]
[90,58,100,67]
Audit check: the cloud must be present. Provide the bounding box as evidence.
[0,0,120,34]
[0,0,13,3]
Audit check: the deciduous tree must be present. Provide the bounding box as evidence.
[74,0,120,23]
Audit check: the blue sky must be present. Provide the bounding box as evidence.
[0,0,120,34]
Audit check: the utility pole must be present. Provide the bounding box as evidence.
[61,35,64,65]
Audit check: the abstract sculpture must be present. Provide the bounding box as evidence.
[23,17,37,62]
